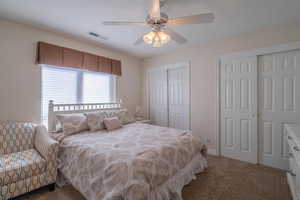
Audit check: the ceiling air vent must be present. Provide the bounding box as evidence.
[89,32,99,37]
[89,32,108,40]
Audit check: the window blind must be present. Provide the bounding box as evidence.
[82,72,114,103]
[41,65,115,126]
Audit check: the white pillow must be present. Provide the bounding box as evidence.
[56,113,89,136]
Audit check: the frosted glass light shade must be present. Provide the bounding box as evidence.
[143,31,171,47]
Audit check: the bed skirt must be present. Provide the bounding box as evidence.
[148,154,207,200]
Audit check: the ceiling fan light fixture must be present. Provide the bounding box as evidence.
[143,31,171,47]
[153,39,162,47]
[143,31,156,45]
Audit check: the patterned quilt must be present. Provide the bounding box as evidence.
[54,123,207,200]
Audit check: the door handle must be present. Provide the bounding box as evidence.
[294,146,300,152]
[251,114,259,118]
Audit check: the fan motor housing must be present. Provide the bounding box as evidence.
[146,12,168,28]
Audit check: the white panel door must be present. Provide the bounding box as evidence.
[259,50,300,170]
[220,56,258,163]
[168,66,190,130]
[148,68,168,126]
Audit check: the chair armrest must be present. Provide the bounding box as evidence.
[34,125,59,160]
[34,125,59,184]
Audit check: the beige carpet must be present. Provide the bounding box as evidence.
[17,155,291,200]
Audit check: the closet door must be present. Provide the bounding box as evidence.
[220,56,258,164]
[259,50,300,170]
[148,68,168,126]
[168,66,190,130]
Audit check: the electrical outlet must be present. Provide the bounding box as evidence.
[206,138,211,144]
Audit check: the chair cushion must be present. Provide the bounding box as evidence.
[0,149,46,186]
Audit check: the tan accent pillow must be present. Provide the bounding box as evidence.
[104,109,135,125]
[56,113,89,136]
[104,109,122,118]
[85,111,106,131]
[118,109,136,125]
[103,117,122,131]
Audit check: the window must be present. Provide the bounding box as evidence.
[41,65,116,126]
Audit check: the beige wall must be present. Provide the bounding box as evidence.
[142,22,300,150]
[0,19,142,123]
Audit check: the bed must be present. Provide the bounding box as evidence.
[48,101,207,200]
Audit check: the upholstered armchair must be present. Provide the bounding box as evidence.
[0,121,59,200]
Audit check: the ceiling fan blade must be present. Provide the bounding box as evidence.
[103,21,146,26]
[167,13,215,26]
[134,36,144,45]
[160,0,168,8]
[164,28,187,44]
[150,0,161,19]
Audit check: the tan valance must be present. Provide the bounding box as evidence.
[36,42,122,76]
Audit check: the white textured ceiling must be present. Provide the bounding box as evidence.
[0,0,300,58]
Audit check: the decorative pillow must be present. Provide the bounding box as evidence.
[50,132,67,143]
[85,111,106,131]
[47,119,62,134]
[56,113,89,136]
[104,109,135,125]
[104,109,121,118]
[54,119,63,133]
[118,109,136,125]
[103,117,122,131]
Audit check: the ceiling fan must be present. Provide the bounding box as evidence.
[102,0,215,47]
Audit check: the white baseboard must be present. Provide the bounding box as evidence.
[207,148,218,155]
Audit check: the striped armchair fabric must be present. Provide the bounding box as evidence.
[0,121,59,200]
